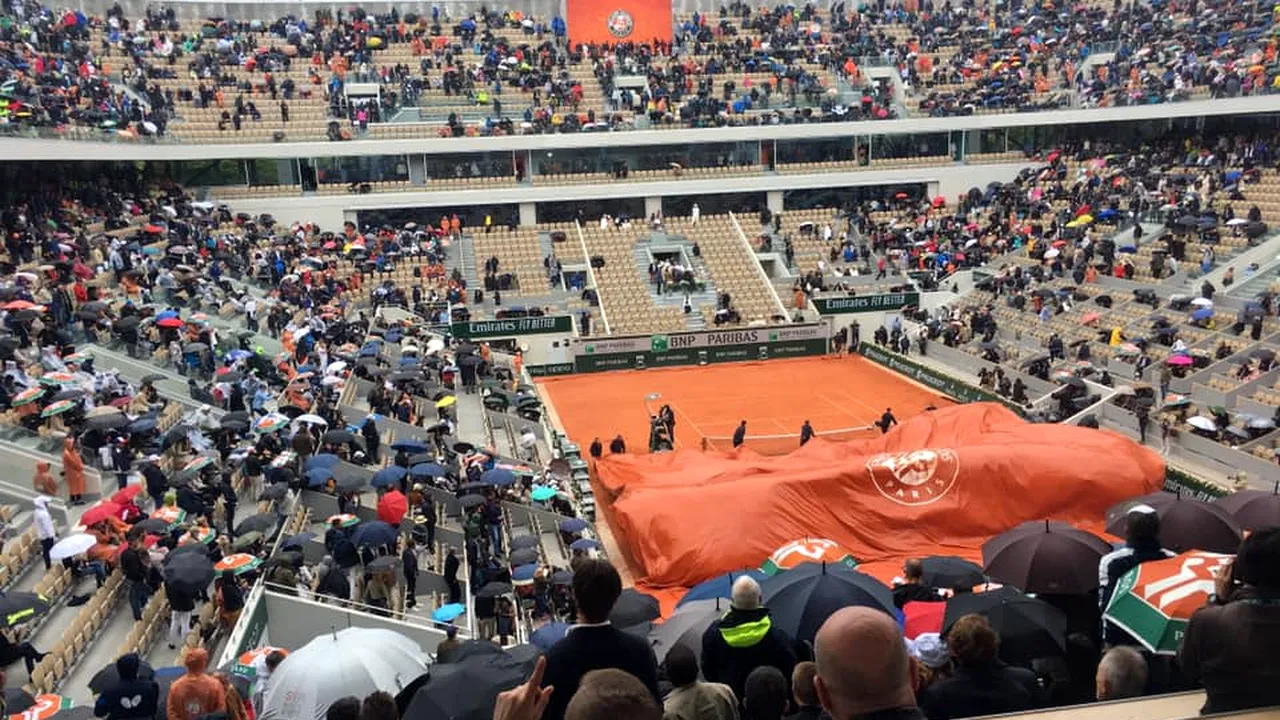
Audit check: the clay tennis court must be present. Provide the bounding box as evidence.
[536,355,956,456]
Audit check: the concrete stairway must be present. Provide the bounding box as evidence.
[630,243,717,331]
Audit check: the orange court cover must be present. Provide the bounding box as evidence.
[567,0,672,46]
[595,403,1165,591]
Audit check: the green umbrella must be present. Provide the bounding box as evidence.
[41,400,76,417]
[1102,550,1232,654]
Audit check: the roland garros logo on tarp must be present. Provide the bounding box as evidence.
[606,9,635,37]
[866,449,960,506]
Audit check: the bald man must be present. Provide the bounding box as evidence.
[813,607,924,720]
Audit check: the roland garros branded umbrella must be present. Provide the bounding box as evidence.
[1102,550,1232,654]
[762,538,857,575]
[214,553,262,575]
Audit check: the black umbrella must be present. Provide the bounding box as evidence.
[48,388,86,403]
[277,405,305,419]
[550,570,573,585]
[609,589,660,628]
[89,657,155,693]
[648,598,726,662]
[405,645,541,720]
[85,413,131,431]
[452,440,475,454]
[476,581,514,598]
[1106,492,1242,553]
[920,556,986,590]
[508,548,539,566]
[162,552,215,594]
[761,562,894,644]
[140,373,168,384]
[1213,483,1280,531]
[368,556,399,572]
[184,342,209,353]
[132,517,172,534]
[509,535,540,551]
[115,316,141,330]
[221,419,249,432]
[4,688,34,713]
[408,452,437,466]
[323,429,357,444]
[0,592,52,627]
[458,494,486,510]
[981,520,1113,594]
[235,512,278,535]
[943,587,1067,665]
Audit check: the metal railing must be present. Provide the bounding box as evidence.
[574,221,612,335]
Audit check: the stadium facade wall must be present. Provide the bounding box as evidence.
[223,163,1026,229]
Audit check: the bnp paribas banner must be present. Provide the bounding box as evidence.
[571,325,828,372]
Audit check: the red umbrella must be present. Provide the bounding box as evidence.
[110,485,144,504]
[931,196,946,209]
[109,396,132,407]
[377,489,408,525]
[143,224,165,233]
[81,502,123,526]
[157,317,184,329]
[903,600,946,639]
[3,300,37,311]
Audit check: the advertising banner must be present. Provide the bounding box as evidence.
[566,0,672,45]
[451,315,573,339]
[813,292,921,315]
[857,342,1026,416]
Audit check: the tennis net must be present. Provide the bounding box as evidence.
[700,425,880,455]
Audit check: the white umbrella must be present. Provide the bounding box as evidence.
[1044,248,1061,259]
[50,533,97,561]
[260,627,427,720]
[1186,415,1217,432]
[1190,298,1213,308]
[401,346,420,356]
[325,360,348,375]
[321,376,343,386]
[1227,218,1250,226]
[293,414,328,426]
[425,338,446,354]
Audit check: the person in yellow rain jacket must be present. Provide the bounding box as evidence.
[1110,327,1124,346]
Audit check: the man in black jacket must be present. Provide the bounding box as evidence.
[120,536,151,621]
[402,537,419,608]
[541,558,660,720]
[918,614,1043,719]
[443,546,461,603]
[141,457,168,509]
[94,653,158,720]
[1098,506,1174,646]
[701,576,798,702]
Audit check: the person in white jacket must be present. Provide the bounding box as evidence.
[33,496,56,570]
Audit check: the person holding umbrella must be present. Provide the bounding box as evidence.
[1179,528,1280,714]
[94,653,159,720]
[1099,506,1174,646]
[701,576,797,703]
[918,615,1043,719]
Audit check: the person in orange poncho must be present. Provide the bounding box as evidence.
[63,437,86,504]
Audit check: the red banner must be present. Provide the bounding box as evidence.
[567,0,672,45]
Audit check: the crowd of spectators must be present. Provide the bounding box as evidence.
[2,0,1275,140]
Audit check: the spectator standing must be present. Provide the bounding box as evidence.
[166,649,225,720]
[918,615,1043,719]
[813,607,924,720]
[1179,528,1280,713]
[165,579,197,649]
[402,537,419,608]
[784,663,822,720]
[892,559,943,609]
[1095,647,1147,701]
[743,667,789,720]
[33,496,55,570]
[701,576,797,702]
[1099,507,1174,646]
[94,654,158,720]
[359,691,398,720]
[662,645,738,720]
[120,535,151,621]
[251,650,286,716]
[541,559,660,720]
[565,669,661,720]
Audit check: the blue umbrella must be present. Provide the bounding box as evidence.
[569,538,600,552]
[156,310,179,320]
[129,417,158,433]
[529,621,570,651]
[398,357,420,367]
[411,463,447,478]
[432,603,466,622]
[305,454,341,471]
[352,520,398,549]
[1097,209,1118,220]
[678,569,770,607]
[226,349,253,361]
[512,564,539,582]
[372,465,408,488]
[559,518,588,533]
[481,468,516,487]
[530,486,557,502]
[391,439,429,452]
[282,531,316,549]
[1192,308,1213,321]
[304,467,333,487]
